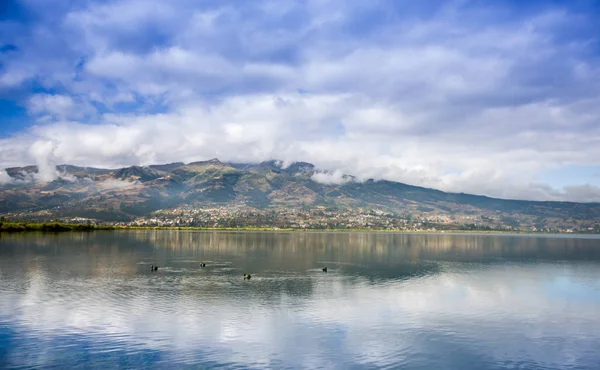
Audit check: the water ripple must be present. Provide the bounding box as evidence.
[1,232,600,369]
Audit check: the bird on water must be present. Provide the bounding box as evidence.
[200,263,206,268]
[322,267,328,272]
[244,274,252,280]
[150,264,158,271]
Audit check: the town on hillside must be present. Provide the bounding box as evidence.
[5,205,599,233]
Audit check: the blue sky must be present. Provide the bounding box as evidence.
[1,0,600,201]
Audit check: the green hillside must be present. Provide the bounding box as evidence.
[1,159,599,227]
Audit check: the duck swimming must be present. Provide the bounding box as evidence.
[150,264,158,271]
[322,267,328,272]
[244,273,252,280]
[200,263,206,268]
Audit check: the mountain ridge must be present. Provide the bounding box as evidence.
[1,159,599,231]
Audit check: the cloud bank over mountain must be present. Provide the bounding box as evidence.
[1,0,600,201]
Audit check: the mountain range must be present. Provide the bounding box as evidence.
[1,159,599,227]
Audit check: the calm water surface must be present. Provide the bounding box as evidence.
[1,231,600,369]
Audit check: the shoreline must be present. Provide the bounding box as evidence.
[0,222,117,233]
[1,222,598,236]
[120,226,598,236]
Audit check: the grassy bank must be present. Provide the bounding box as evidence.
[0,222,594,235]
[0,222,117,233]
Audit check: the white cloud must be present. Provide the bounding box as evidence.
[0,170,12,185]
[1,0,600,201]
[311,170,351,185]
[29,140,59,182]
[27,94,98,121]
[28,94,75,116]
[561,185,600,203]
[1,92,600,200]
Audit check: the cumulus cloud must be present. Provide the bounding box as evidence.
[0,0,600,201]
[561,185,600,203]
[28,94,96,121]
[311,170,352,185]
[29,141,60,182]
[0,170,12,185]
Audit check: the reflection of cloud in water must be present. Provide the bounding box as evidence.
[0,232,599,368]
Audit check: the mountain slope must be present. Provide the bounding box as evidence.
[1,160,599,228]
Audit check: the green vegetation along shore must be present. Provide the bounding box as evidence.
[0,222,596,235]
[0,222,117,233]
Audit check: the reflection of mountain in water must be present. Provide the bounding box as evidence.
[2,231,600,369]
[128,230,600,263]
[2,232,600,287]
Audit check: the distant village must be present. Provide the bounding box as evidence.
[105,205,600,233]
[5,203,599,233]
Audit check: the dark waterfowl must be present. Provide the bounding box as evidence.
[150,264,158,271]
[322,267,328,272]
[244,274,252,280]
[200,263,206,268]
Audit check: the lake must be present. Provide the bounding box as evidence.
[1,231,599,369]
